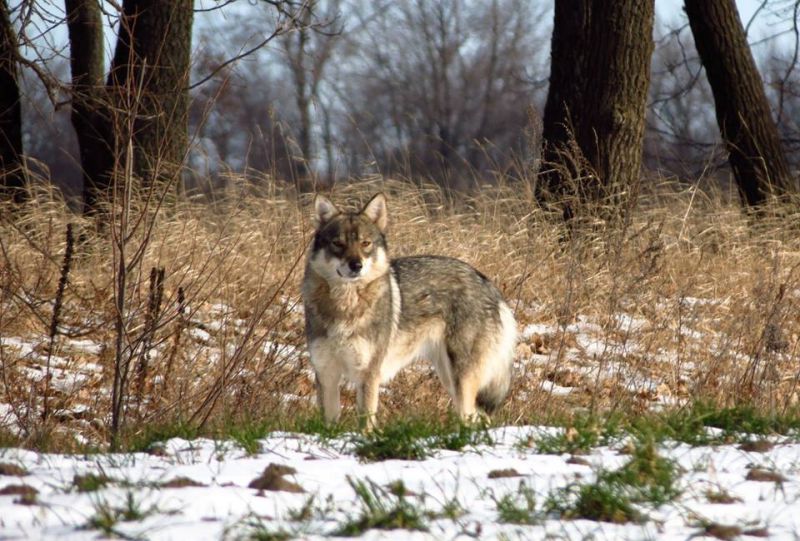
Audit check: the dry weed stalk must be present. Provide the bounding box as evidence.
[133,266,164,410]
[41,223,74,424]
[2,172,800,446]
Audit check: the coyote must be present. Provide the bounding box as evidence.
[302,193,516,428]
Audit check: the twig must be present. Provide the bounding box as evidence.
[133,266,165,412]
[42,223,74,423]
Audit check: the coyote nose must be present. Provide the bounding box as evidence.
[348,259,363,272]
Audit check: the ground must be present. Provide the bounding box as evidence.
[3,183,800,539]
[1,425,798,540]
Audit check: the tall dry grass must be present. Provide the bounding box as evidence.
[2,174,800,448]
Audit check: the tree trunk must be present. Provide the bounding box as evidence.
[540,0,655,213]
[685,0,795,206]
[0,0,25,203]
[107,0,193,188]
[285,4,314,179]
[68,0,193,213]
[66,0,113,213]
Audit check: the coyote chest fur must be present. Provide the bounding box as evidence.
[302,193,517,428]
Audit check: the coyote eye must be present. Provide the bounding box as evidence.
[332,240,345,250]
[361,240,372,248]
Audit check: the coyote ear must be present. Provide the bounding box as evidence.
[314,194,338,224]
[362,193,388,232]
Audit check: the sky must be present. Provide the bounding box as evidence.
[20,0,797,65]
[658,0,797,51]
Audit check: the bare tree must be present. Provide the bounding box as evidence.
[764,46,800,166]
[187,3,334,189]
[332,0,545,187]
[66,0,195,214]
[19,60,82,198]
[108,0,194,185]
[65,0,112,212]
[539,0,655,214]
[645,25,719,179]
[0,0,25,203]
[685,0,796,206]
[188,53,296,189]
[278,0,341,180]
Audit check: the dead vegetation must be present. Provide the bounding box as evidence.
[2,176,800,449]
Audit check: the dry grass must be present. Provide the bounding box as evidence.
[2,175,800,449]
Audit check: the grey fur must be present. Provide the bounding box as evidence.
[302,193,516,428]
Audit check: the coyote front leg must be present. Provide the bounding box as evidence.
[357,375,380,431]
[315,367,342,423]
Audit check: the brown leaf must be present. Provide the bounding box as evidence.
[705,490,742,504]
[487,468,522,479]
[248,463,304,493]
[566,456,591,466]
[702,523,742,540]
[161,476,206,488]
[0,484,37,497]
[0,463,27,476]
[746,468,787,483]
[738,440,774,453]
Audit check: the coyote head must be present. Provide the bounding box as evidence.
[308,193,390,283]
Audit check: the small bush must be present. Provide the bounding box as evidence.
[545,435,680,523]
[86,491,158,536]
[494,481,540,525]
[608,436,682,506]
[73,473,114,493]
[335,477,427,535]
[229,514,294,541]
[534,413,623,455]
[547,478,643,524]
[351,416,492,461]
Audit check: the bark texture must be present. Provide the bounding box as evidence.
[685,0,795,206]
[0,0,25,202]
[69,0,193,213]
[540,0,655,210]
[66,0,112,212]
[108,0,193,186]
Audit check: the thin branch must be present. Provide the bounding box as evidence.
[188,26,285,90]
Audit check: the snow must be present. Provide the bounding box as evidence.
[1,294,798,539]
[1,428,799,540]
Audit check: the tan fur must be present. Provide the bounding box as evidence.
[303,193,516,429]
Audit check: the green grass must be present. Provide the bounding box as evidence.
[91,410,494,460]
[699,404,800,436]
[289,414,352,440]
[335,477,428,536]
[119,410,348,455]
[238,521,293,541]
[546,476,644,524]
[631,402,800,446]
[25,401,796,460]
[245,530,292,541]
[218,411,359,453]
[225,514,295,541]
[605,436,682,506]
[528,404,800,456]
[544,435,681,523]
[429,494,465,521]
[122,419,200,453]
[493,481,540,525]
[85,490,158,536]
[532,413,624,455]
[226,421,270,456]
[351,415,493,461]
[73,472,114,493]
